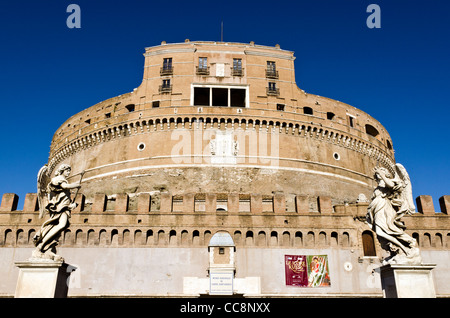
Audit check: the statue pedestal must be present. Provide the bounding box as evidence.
[15,260,71,298]
[380,263,436,298]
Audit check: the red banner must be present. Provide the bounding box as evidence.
[285,255,331,287]
[285,255,308,286]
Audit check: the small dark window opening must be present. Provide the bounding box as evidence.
[304,107,313,115]
[105,113,111,118]
[194,87,210,106]
[277,104,285,111]
[365,124,379,138]
[125,104,135,112]
[327,112,335,120]
[85,119,91,124]
[348,116,355,127]
[386,139,393,150]
[230,89,246,107]
[152,101,160,108]
[362,231,376,256]
[212,88,228,106]
[219,247,225,254]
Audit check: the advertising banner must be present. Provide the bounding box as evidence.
[285,255,331,287]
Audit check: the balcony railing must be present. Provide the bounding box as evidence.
[265,69,279,79]
[160,66,174,76]
[266,87,280,96]
[159,84,173,94]
[196,66,210,75]
[231,67,244,77]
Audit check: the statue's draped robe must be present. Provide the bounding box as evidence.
[367,180,415,249]
[35,175,72,250]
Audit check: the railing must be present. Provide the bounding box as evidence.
[159,84,173,94]
[266,87,280,96]
[231,67,244,77]
[265,69,279,79]
[196,66,210,75]
[160,66,174,76]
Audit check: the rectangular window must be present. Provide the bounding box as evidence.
[159,79,172,93]
[267,82,278,96]
[197,57,209,75]
[152,101,160,108]
[348,115,355,127]
[199,57,207,69]
[192,85,248,107]
[161,58,173,76]
[194,87,210,106]
[232,58,243,76]
[230,89,246,107]
[233,58,242,70]
[266,61,278,78]
[163,58,172,70]
[277,104,285,111]
[212,88,228,106]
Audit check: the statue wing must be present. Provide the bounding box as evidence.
[395,163,416,214]
[37,165,50,219]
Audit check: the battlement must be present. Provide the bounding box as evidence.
[1,192,449,251]
[1,192,449,215]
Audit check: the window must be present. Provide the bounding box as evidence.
[212,88,228,106]
[386,139,393,150]
[163,58,172,69]
[152,101,160,108]
[266,61,278,78]
[348,115,355,127]
[362,231,376,256]
[159,79,172,93]
[232,58,243,76]
[230,89,246,107]
[199,57,207,69]
[267,82,278,95]
[125,104,135,112]
[161,58,173,75]
[192,85,247,107]
[194,87,210,106]
[277,104,285,111]
[327,112,335,120]
[197,57,209,75]
[365,124,379,138]
[219,247,225,255]
[303,107,313,115]
[105,113,111,118]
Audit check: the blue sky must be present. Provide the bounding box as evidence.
[0,0,448,211]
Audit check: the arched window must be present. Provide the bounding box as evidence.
[365,124,379,138]
[362,231,376,256]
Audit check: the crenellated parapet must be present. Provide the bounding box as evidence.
[1,192,449,251]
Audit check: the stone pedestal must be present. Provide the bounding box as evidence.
[380,263,436,298]
[15,260,72,298]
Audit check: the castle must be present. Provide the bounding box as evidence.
[1,40,449,297]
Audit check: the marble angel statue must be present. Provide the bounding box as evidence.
[366,163,422,265]
[33,164,83,261]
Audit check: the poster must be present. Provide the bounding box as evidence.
[285,255,331,287]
